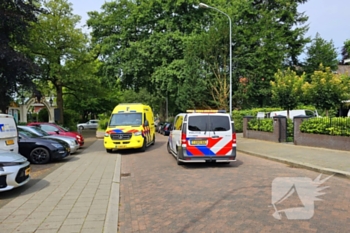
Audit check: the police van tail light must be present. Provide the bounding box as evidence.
[232,133,236,143]
[181,123,187,144]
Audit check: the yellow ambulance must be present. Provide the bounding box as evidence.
[104,103,156,153]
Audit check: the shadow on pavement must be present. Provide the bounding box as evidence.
[0,179,50,201]
[180,159,243,169]
[112,141,166,155]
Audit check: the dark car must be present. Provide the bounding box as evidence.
[160,123,173,136]
[18,131,70,164]
[156,123,165,133]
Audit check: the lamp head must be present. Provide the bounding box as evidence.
[199,3,209,8]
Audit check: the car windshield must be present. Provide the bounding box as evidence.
[19,130,40,138]
[109,113,142,126]
[30,127,50,136]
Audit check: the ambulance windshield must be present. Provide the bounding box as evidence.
[109,113,142,126]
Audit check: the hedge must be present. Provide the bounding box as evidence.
[300,117,350,136]
[232,107,282,132]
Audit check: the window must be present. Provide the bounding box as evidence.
[188,115,230,131]
[305,110,315,117]
[210,116,230,131]
[109,113,142,126]
[174,116,183,130]
[188,116,208,131]
[40,124,58,132]
[30,127,50,136]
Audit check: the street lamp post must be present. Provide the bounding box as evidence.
[199,3,232,116]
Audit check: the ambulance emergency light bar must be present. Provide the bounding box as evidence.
[186,110,226,113]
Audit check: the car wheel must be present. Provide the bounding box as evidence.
[151,135,155,145]
[29,147,51,164]
[106,149,113,153]
[79,126,84,130]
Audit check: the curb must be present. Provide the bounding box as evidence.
[104,154,121,233]
[237,148,350,180]
[96,131,104,139]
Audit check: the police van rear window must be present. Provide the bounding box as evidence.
[188,115,230,131]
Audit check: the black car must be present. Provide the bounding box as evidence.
[160,123,173,136]
[18,131,70,164]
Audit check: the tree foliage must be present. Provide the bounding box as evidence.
[0,0,41,112]
[28,0,101,123]
[270,68,305,117]
[303,33,338,81]
[302,65,350,116]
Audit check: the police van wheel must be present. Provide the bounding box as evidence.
[167,142,171,154]
[176,156,183,165]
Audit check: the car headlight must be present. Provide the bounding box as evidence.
[51,143,63,148]
[134,131,142,136]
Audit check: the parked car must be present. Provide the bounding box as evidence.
[18,131,70,164]
[0,149,31,192]
[17,126,79,154]
[160,123,173,136]
[77,119,99,130]
[156,123,164,133]
[27,122,84,147]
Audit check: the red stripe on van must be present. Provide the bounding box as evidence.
[216,141,233,155]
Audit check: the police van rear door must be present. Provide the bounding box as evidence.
[208,114,232,156]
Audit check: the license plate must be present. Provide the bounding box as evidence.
[118,145,126,148]
[190,140,207,146]
[5,139,14,145]
[25,167,31,176]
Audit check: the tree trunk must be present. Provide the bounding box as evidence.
[326,109,329,117]
[56,85,64,124]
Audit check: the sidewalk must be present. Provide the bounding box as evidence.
[236,133,350,178]
[0,140,121,233]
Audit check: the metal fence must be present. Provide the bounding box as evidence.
[300,117,350,136]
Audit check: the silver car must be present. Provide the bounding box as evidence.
[77,119,99,130]
[17,126,79,154]
[0,149,31,192]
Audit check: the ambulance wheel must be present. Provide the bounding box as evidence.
[140,140,146,152]
[106,149,113,153]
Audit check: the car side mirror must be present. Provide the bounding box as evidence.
[55,130,59,134]
[144,120,149,126]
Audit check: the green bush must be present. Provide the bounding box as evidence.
[38,108,49,122]
[62,109,80,131]
[98,118,109,131]
[247,118,273,132]
[300,117,350,136]
[232,107,282,132]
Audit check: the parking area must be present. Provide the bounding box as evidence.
[118,133,350,232]
[0,130,97,208]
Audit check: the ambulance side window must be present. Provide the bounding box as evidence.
[144,113,148,126]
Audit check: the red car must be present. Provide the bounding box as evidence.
[27,122,84,147]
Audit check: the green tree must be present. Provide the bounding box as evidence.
[28,0,100,124]
[302,65,350,116]
[341,39,350,64]
[270,68,305,118]
[0,0,41,112]
[303,33,338,81]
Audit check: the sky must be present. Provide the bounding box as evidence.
[69,0,350,61]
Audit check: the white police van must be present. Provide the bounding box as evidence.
[167,110,236,165]
[0,114,19,153]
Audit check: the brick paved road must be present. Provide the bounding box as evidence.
[119,134,350,233]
